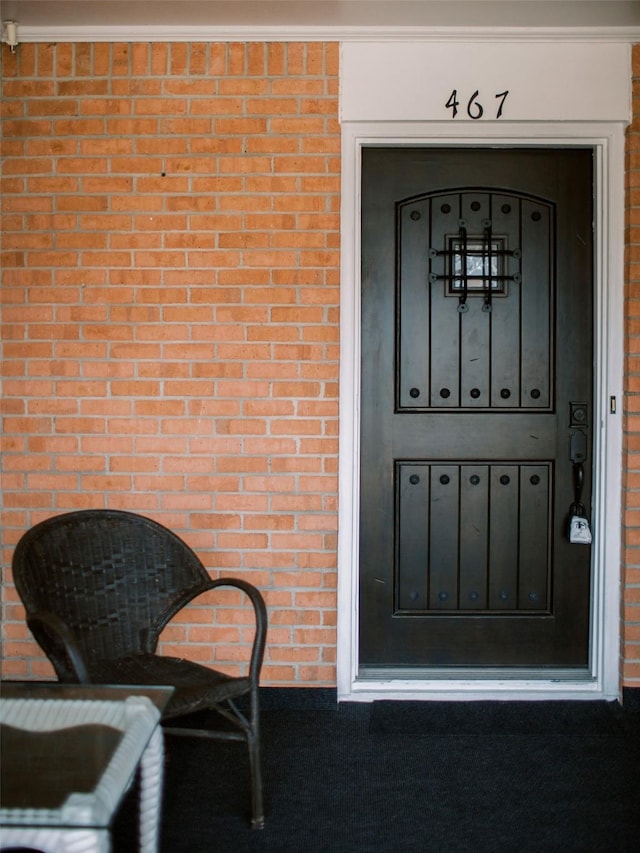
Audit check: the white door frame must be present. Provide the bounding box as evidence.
[337,120,626,702]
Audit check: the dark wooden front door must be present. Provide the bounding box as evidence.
[359,148,593,671]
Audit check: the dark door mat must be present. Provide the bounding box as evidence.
[370,699,639,736]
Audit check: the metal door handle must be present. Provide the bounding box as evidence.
[569,428,587,517]
[571,460,585,516]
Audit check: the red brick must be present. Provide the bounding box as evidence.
[2,40,340,687]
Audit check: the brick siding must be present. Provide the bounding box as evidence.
[623,44,640,688]
[0,41,340,684]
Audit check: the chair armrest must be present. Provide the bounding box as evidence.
[27,610,91,684]
[206,579,268,684]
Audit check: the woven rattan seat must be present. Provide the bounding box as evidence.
[11,509,268,829]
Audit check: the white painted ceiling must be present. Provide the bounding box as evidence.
[3,1,640,41]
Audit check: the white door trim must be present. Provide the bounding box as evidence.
[337,121,625,702]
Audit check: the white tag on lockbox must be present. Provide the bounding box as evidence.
[569,515,592,544]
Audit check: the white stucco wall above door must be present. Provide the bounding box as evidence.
[340,42,631,123]
[337,40,631,702]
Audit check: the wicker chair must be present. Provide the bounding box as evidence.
[11,509,268,829]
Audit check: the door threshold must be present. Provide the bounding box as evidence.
[341,668,611,703]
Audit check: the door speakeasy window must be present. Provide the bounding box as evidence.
[448,235,506,294]
[430,213,517,302]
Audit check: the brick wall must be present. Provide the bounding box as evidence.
[0,41,340,684]
[623,44,640,689]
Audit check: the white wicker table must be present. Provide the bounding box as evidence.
[0,683,174,853]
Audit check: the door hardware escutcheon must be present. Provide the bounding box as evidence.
[569,429,587,465]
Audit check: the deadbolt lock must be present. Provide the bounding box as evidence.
[569,401,588,429]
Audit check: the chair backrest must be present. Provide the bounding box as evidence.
[12,510,213,669]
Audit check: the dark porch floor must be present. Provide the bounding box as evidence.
[113,692,640,853]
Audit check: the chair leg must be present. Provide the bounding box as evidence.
[247,729,264,829]
[246,685,264,830]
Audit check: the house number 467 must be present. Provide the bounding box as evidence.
[446,89,509,119]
